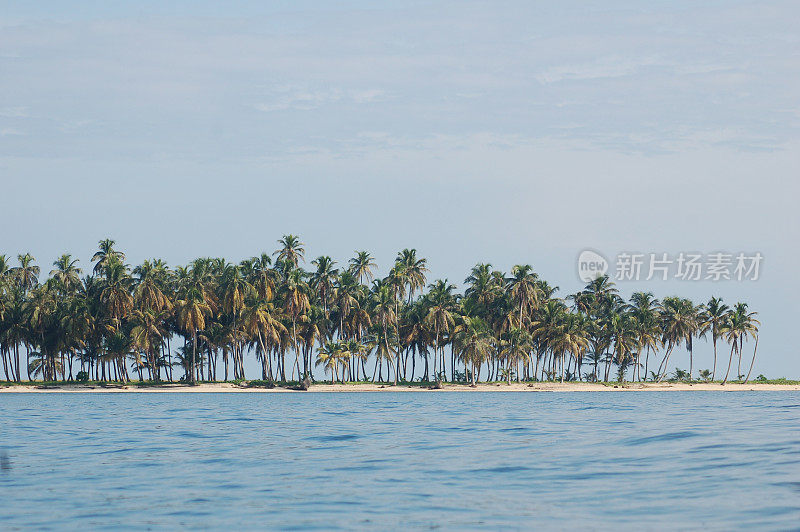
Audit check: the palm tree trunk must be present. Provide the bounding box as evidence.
[711,337,718,381]
[166,337,173,381]
[1,349,9,382]
[743,335,759,383]
[722,342,736,384]
[656,346,675,382]
[737,336,743,379]
[292,319,301,381]
[433,326,439,381]
[191,329,197,384]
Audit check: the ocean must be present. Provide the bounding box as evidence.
[1,391,799,530]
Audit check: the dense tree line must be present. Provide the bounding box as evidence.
[0,237,760,385]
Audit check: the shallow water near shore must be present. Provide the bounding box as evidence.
[1,392,799,530]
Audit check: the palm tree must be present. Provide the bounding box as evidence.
[24,286,56,380]
[99,256,134,328]
[742,310,761,383]
[452,317,492,385]
[283,268,311,380]
[50,254,82,293]
[274,234,305,270]
[349,251,376,286]
[396,249,428,303]
[499,327,532,384]
[315,341,341,382]
[700,297,730,381]
[371,282,398,384]
[721,303,759,384]
[310,256,338,316]
[91,239,125,275]
[133,259,172,312]
[569,275,618,381]
[175,287,212,384]
[609,311,637,382]
[657,297,699,382]
[0,239,763,387]
[13,253,40,293]
[248,253,278,301]
[507,264,541,329]
[243,298,286,381]
[130,308,168,381]
[424,280,456,383]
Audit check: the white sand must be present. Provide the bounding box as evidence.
[1,382,798,393]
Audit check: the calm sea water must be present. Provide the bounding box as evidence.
[1,391,799,530]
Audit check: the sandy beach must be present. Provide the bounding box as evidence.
[1,382,798,393]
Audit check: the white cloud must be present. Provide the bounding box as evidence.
[537,55,661,84]
[0,106,28,118]
[255,89,341,112]
[254,87,385,112]
[350,89,386,103]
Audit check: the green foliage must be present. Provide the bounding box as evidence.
[672,368,689,381]
[0,240,763,387]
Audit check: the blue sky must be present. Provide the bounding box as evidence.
[1,1,798,376]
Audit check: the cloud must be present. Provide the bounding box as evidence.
[255,89,340,112]
[537,55,661,84]
[0,106,28,118]
[350,89,386,104]
[254,86,385,112]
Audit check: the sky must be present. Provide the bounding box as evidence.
[1,1,798,377]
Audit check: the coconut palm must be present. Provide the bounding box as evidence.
[657,297,700,382]
[452,316,492,385]
[629,292,661,381]
[507,264,541,329]
[91,239,125,275]
[498,327,532,384]
[721,303,759,384]
[370,282,398,383]
[316,341,342,382]
[243,297,286,381]
[699,297,730,381]
[396,249,428,303]
[551,312,590,382]
[274,234,305,270]
[349,251,376,286]
[0,239,762,387]
[424,280,457,383]
[50,254,82,293]
[12,253,40,293]
[283,268,311,380]
[310,256,338,315]
[175,286,212,384]
[130,308,168,381]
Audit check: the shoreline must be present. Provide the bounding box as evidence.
[1,382,799,393]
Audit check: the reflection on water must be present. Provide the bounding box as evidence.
[0,450,10,472]
[0,391,799,529]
